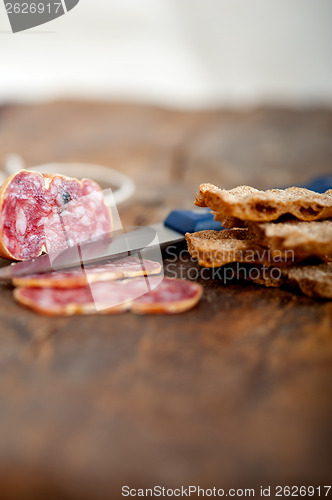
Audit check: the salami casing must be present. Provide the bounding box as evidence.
[12,257,162,288]
[0,170,111,261]
[14,278,203,316]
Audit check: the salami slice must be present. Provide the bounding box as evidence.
[131,278,203,314]
[0,170,111,261]
[14,278,203,316]
[12,257,162,288]
[13,284,130,316]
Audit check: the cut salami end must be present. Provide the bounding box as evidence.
[0,170,111,261]
[12,257,162,288]
[14,278,203,316]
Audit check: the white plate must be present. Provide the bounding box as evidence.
[0,155,135,206]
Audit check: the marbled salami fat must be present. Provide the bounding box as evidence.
[14,278,203,316]
[0,170,111,261]
[12,257,162,288]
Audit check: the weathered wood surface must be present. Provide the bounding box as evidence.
[0,102,331,499]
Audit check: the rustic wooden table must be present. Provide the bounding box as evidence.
[0,102,331,499]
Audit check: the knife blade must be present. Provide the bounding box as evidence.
[0,222,186,280]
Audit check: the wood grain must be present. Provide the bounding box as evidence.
[0,102,331,500]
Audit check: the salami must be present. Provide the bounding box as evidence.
[13,278,203,316]
[12,257,162,288]
[14,284,129,316]
[131,278,203,314]
[0,170,111,261]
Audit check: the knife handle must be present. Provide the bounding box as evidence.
[164,210,220,234]
[299,175,332,193]
[164,175,332,235]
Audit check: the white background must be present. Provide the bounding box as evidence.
[0,0,331,108]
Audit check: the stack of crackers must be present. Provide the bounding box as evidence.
[186,183,332,299]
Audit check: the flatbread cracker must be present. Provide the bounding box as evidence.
[286,262,332,298]
[185,229,296,268]
[246,262,332,299]
[247,219,332,260]
[195,183,332,222]
[213,214,246,228]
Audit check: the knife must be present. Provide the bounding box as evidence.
[0,175,331,280]
[0,209,219,280]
